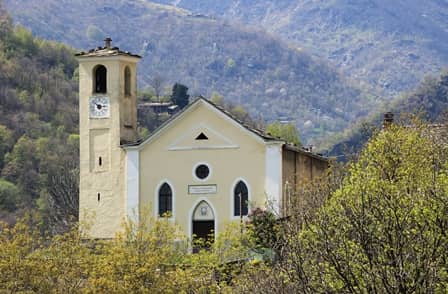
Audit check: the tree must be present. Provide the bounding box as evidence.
[231,105,249,122]
[287,123,448,292]
[42,162,79,235]
[0,179,20,211]
[210,91,224,106]
[0,125,13,169]
[171,83,189,109]
[266,122,301,146]
[150,75,165,103]
[1,135,39,202]
[247,207,281,257]
[236,122,448,293]
[0,212,249,292]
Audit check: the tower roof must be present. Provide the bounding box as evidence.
[75,37,141,59]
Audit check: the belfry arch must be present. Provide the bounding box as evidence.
[93,64,107,93]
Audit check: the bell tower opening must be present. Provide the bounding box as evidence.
[93,65,107,94]
[124,66,131,96]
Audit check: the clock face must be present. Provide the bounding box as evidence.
[89,96,110,118]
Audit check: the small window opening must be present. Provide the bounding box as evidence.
[99,156,102,166]
[234,181,248,216]
[97,193,101,202]
[124,66,131,96]
[195,133,208,140]
[158,183,172,216]
[195,164,210,180]
[94,65,107,93]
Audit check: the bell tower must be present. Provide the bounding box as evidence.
[76,38,141,238]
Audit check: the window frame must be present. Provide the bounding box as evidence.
[233,180,249,217]
[157,182,173,217]
[192,162,212,182]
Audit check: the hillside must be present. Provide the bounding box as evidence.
[151,0,448,97]
[0,4,79,228]
[328,69,448,159]
[3,0,377,143]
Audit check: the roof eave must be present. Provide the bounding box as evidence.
[283,144,329,162]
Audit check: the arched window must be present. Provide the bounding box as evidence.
[158,183,172,216]
[124,66,131,96]
[234,181,248,216]
[94,65,107,93]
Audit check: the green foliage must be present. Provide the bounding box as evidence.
[0,179,20,211]
[3,0,376,142]
[266,121,301,146]
[2,136,39,201]
[210,91,224,106]
[247,208,280,252]
[151,0,448,98]
[0,125,13,169]
[304,123,448,292]
[4,123,447,292]
[230,105,249,121]
[329,69,448,157]
[225,58,236,75]
[0,5,79,231]
[171,83,190,109]
[208,94,263,129]
[240,122,448,292]
[0,213,258,292]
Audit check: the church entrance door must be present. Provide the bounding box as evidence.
[191,201,215,252]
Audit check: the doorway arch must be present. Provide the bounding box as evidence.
[191,200,215,252]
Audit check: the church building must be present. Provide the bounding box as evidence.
[77,39,328,240]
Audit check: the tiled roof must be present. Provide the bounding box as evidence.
[75,38,140,58]
[75,46,141,58]
[283,144,328,161]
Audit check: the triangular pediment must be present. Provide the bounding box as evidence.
[122,98,283,151]
[168,123,239,151]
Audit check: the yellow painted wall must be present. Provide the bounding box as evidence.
[78,55,139,238]
[138,100,267,238]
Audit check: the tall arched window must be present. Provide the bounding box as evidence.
[124,66,131,96]
[94,65,107,93]
[234,181,248,216]
[158,183,172,216]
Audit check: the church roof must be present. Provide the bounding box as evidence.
[75,38,141,59]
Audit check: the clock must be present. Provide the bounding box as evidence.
[89,96,110,118]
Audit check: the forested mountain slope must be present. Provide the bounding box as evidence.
[328,69,448,158]
[3,0,376,142]
[0,4,79,228]
[151,0,448,97]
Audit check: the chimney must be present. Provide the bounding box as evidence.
[104,37,112,49]
[383,112,394,129]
